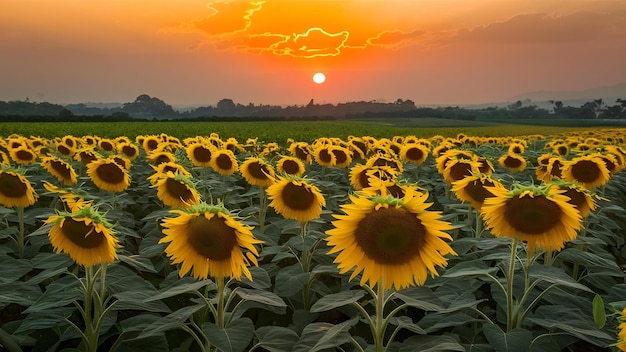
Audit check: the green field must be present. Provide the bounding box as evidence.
[0,118,612,142]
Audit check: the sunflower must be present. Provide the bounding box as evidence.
[210,149,239,176]
[159,203,263,280]
[442,158,481,184]
[451,174,506,210]
[366,154,403,174]
[480,184,582,252]
[561,155,611,189]
[550,181,597,218]
[240,157,276,188]
[266,176,326,222]
[45,206,120,267]
[148,161,190,185]
[147,151,176,166]
[117,142,140,160]
[41,156,78,186]
[349,164,398,191]
[508,143,525,154]
[56,141,76,157]
[9,146,38,165]
[74,149,100,166]
[154,172,200,208]
[97,138,116,152]
[326,188,456,290]
[141,135,162,153]
[43,181,90,212]
[0,151,10,165]
[0,169,37,207]
[313,146,336,167]
[86,158,131,192]
[399,144,429,165]
[289,142,313,163]
[276,155,306,177]
[498,153,527,172]
[186,143,215,167]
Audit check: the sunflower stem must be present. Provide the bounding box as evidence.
[300,221,313,310]
[374,282,386,352]
[216,276,226,328]
[505,238,519,332]
[474,207,483,238]
[258,187,267,233]
[16,206,26,258]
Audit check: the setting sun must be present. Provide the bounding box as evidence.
[313,72,326,84]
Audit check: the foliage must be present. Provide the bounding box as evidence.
[0,126,625,351]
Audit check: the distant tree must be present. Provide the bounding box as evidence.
[59,108,74,117]
[123,94,178,118]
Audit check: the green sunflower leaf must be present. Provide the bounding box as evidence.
[202,317,254,352]
[253,326,299,352]
[292,318,358,352]
[390,334,466,352]
[482,324,532,352]
[145,278,214,302]
[310,290,365,313]
[235,288,286,307]
[137,304,204,339]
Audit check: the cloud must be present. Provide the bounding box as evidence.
[452,11,626,44]
[183,0,423,57]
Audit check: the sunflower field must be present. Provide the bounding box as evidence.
[1,129,625,352]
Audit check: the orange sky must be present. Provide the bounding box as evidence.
[1,0,626,106]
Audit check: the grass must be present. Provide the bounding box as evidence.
[0,118,617,143]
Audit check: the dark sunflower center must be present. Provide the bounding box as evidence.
[358,170,371,188]
[187,215,237,260]
[562,188,586,210]
[332,149,348,165]
[248,162,271,180]
[100,141,114,151]
[79,152,97,165]
[503,156,523,168]
[282,160,301,175]
[294,146,309,161]
[570,160,601,183]
[215,154,233,170]
[64,138,75,148]
[352,141,367,155]
[16,149,35,161]
[193,146,212,163]
[0,173,28,198]
[95,163,125,184]
[405,147,424,161]
[464,180,495,204]
[557,146,568,155]
[165,178,194,202]
[477,158,491,173]
[154,154,172,165]
[121,145,137,157]
[57,144,71,156]
[386,184,405,198]
[354,207,425,265]
[549,160,563,178]
[62,217,105,249]
[600,158,616,172]
[51,160,72,179]
[318,149,333,163]
[449,162,474,182]
[504,195,561,234]
[281,182,315,210]
[146,139,159,151]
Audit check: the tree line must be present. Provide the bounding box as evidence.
[1,94,625,121]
